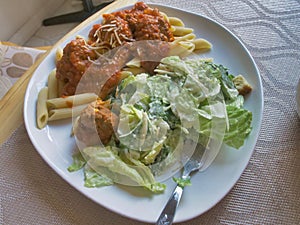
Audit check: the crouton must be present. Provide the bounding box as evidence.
[233,75,252,96]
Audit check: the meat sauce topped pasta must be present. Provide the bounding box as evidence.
[89,1,174,46]
[57,2,175,97]
[36,0,220,130]
[37,2,215,129]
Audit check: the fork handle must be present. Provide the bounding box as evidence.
[156,185,184,225]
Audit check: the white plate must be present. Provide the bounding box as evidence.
[24,4,263,223]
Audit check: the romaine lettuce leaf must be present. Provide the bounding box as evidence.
[223,105,252,149]
[82,146,165,193]
[118,104,169,151]
[67,152,86,172]
[68,152,114,188]
[210,63,239,101]
[227,95,245,108]
[173,177,191,188]
[169,86,199,129]
[159,55,192,77]
[84,164,113,188]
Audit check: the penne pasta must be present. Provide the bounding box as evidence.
[123,67,147,75]
[172,26,193,36]
[159,11,169,22]
[119,70,133,79]
[168,17,185,27]
[169,41,195,58]
[55,47,63,63]
[126,57,141,68]
[36,87,49,129]
[193,38,212,51]
[153,68,174,76]
[47,69,58,99]
[200,57,214,62]
[173,33,196,43]
[48,104,88,121]
[46,93,98,110]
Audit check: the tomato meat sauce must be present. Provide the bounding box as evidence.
[56,2,174,97]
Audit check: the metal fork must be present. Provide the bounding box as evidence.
[156,145,205,225]
[156,103,226,225]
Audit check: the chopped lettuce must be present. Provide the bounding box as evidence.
[156,56,252,149]
[82,146,165,193]
[69,55,253,193]
[173,177,192,188]
[169,86,200,129]
[224,105,252,149]
[84,165,113,188]
[68,152,86,172]
[117,104,170,152]
[67,152,113,188]
[211,63,239,101]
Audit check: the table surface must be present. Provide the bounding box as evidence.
[1,0,300,224]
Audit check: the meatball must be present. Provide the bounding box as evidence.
[74,99,118,146]
[56,38,98,96]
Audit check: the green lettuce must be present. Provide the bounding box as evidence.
[69,55,253,193]
[117,104,170,152]
[173,177,192,188]
[82,146,165,193]
[223,105,252,149]
[84,165,113,188]
[67,152,113,188]
[67,152,86,172]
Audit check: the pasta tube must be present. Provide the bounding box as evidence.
[47,69,58,99]
[126,57,141,68]
[172,26,193,36]
[36,87,49,129]
[55,47,63,63]
[123,67,147,75]
[48,104,88,121]
[173,33,196,43]
[193,38,212,51]
[168,17,185,27]
[169,41,195,58]
[119,70,133,79]
[159,11,169,22]
[46,93,98,109]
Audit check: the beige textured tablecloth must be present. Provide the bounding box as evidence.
[1,0,300,224]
